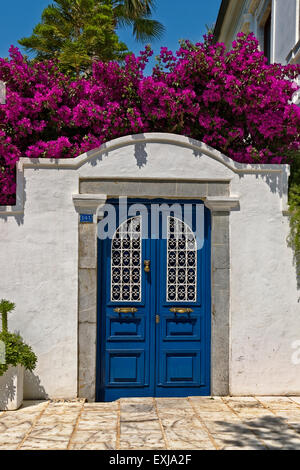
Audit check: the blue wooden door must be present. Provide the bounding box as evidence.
[96,200,211,401]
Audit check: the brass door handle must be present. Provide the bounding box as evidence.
[114,307,138,313]
[169,307,193,314]
[144,260,150,273]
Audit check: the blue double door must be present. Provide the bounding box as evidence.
[96,200,211,401]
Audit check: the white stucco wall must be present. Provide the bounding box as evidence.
[230,172,300,394]
[0,133,299,397]
[0,169,79,398]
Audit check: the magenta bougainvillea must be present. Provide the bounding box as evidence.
[0,33,299,205]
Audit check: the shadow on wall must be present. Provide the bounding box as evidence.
[295,252,300,294]
[0,165,26,226]
[235,164,300,294]
[86,135,148,169]
[24,370,49,400]
[134,142,147,168]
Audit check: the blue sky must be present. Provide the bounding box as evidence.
[0,0,222,73]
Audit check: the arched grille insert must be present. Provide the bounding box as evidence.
[167,216,197,302]
[111,216,142,302]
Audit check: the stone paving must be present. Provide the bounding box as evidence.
[1,396,300,450]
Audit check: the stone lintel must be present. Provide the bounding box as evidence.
[73,194,107,215]
[205,197,240,212]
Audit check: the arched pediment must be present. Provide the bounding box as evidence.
[0,132,289,216]
[18,133,286,175]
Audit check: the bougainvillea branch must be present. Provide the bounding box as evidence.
[0,33,299,205]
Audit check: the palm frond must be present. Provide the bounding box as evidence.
[132,17,165,42]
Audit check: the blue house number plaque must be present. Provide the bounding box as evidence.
[80,214,93,224]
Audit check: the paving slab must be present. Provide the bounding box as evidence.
[0,397,300,450]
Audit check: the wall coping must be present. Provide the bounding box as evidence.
[0,133,289,215]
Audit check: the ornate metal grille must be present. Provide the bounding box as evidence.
[111,216,142,302]
[167,216,197,302]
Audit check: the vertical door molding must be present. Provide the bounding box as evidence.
[75,185,236,400]
[73,194,107,401]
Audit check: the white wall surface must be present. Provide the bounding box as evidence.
[273,0,299,63]
[230,172,300,394]
[0,133,299,397]
[0,170,79,398]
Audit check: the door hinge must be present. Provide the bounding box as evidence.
[156,314,160,324]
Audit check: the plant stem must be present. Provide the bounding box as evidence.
[1,313,8,333]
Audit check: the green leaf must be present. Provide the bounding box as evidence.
[18,0,164,75]
[0,331,37,376]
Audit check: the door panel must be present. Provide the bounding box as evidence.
[107,313,145,341]
[161,313,201,341]
[97,200,211,401]
[155,210,210,396]
[107,349,145,386]
[159,350,202,387]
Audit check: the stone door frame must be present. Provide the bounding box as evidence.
[73,178,239,401]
